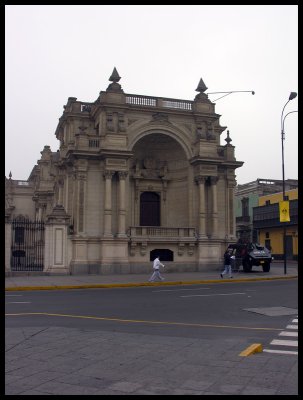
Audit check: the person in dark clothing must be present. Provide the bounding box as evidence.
[220,249,233,278]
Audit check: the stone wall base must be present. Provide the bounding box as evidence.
[68,261,222,275]
[5,262,222,277]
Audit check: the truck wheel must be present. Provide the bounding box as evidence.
[243,260,252,272]
[262,262,270,272]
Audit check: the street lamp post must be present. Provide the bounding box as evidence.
[281,92,297,274]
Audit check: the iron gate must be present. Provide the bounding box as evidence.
[11,218,45,271]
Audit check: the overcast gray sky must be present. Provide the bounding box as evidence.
[5,5,298,185]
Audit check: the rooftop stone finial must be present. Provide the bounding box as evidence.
[109,67,121,83]
[106,67,124,93]
[195,78,208,93]
[194,77,211,103]
[225,130,232,145]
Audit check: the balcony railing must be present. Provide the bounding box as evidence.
[126,94,193,111]
[129,226,196,238]
[126,95,157,107]
[88,139,100,148]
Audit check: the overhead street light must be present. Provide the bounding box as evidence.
[280,92,297,275]
[195,79,255,102]
[206,90,255,102]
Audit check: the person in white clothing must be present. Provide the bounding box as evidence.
[149,256,165,282]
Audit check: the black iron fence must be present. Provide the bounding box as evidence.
[11,219,45,271]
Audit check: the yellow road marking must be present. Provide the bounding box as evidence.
[239,343,263,356]
[5,312,282,331]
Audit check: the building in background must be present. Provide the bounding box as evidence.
[5,69,243,275]
[253,188,298,261]
[235,179,298,243]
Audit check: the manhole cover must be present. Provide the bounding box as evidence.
[243,306,298,316]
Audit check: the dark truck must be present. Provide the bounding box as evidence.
[227,242,273,272]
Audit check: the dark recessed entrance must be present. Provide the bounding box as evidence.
[150,249,174,262]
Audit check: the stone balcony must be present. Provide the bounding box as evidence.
[128,226,197,257]
[128,226,197,245]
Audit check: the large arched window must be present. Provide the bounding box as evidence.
[140,192,160,226]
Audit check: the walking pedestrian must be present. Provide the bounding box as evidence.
[149,256,165,282]
[220,249,233,278]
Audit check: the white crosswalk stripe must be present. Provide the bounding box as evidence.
[279,331,298,337]
[263,317,298,356]
[270,339,298,347]
[263,349,298,355]
[286,325,298,329]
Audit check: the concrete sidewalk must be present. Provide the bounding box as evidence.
[5,262,298,291]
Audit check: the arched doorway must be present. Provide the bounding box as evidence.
[131,132,190,228]
[150,249,174,262]
[140,192,160,226]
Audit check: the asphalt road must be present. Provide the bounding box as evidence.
[6,279,297,340]
[5,279,298,395]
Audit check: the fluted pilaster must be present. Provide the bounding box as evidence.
[103,170,115,236]
[195,175,207,237]
[117,171,128,237]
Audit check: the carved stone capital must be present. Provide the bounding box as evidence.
[77,173,87,181]
[209,176,219,185]
[194,175,207,185]
[104,170,115,180]
[118,171,128,180]
[227,178,237,188]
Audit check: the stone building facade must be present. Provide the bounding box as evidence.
[5,68,244,274]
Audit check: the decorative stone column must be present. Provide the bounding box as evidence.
[117,171,128,237]
[195,175,207,237]
[44,204,71,275]
[227,179,237,238]
[36,203,46,220]
[57,178,64,206]
[210,176,218,237]
[103,170,115,237]
[38,206,43,220]
[76,172,86,233]
[101,169,130,274]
